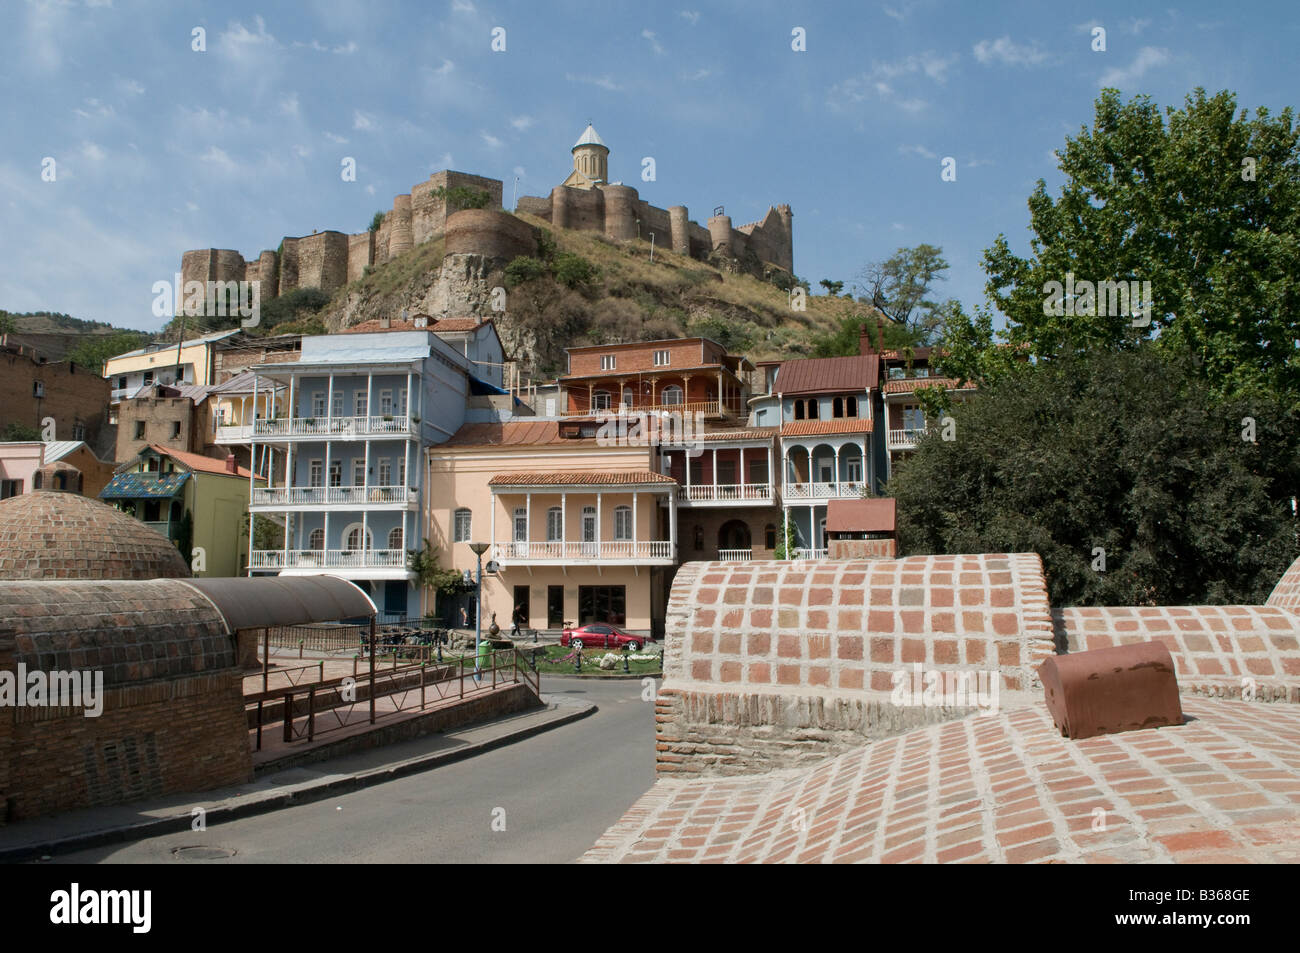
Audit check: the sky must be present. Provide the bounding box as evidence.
[1,0,1296,333]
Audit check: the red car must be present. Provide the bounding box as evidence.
[561,623,648,651]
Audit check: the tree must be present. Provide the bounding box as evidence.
[855,244,956,342]
[1,422,40,441]
[0,311,13,338]
[889,345,1300,607]
[431,185,491,212]
[819,279,845,296]
[809,308,926,358]
[67,330,150,373]
[977,88,1300,404]
[552,252,597,290]
[408,539,465,595]
[369,210,385,232]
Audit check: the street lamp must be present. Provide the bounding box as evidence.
[468,541,489,680]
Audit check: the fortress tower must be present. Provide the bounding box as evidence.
[563,124,609,189]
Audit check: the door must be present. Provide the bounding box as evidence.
[547,585,564,628]
[512,585,530,630]
[581,506,596,556]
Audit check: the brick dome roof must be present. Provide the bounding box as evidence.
[0,491,191,580]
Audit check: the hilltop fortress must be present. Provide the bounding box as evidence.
[180,125,793,302]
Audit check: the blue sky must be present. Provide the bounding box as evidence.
[2,0,1295,332]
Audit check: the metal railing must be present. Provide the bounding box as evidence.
[251,485,417,507]
[682,483,772,502]
[246,648,540,750]
[792,547,829,560]
[250,548,407,569]
[252,415,414,438]
[492,540,675,562]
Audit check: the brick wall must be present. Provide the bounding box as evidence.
[829,538,897,559]
[0,352,111,453]
[656,554,1054,775]
[1267,554,1300,613]
[115,396,198,459]
[567,340,705,377]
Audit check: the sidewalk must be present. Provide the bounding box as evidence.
[0,693,594,863]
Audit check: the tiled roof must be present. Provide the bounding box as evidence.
[696,427,780,442]
[780,418,873,436]
[100,471,190,499]
[488,470,676,487]
[0,491,190,580]
[433,317,492,332]
[883,377,975,394]
[127,382,214,403]
[147,444,254,478]
[826,498,896,533]
[583,697,1300,864]
[341,318,429,334]
[775,355,879,395]
[441,420,596,448]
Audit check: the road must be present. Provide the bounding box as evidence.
[54,677,657,864]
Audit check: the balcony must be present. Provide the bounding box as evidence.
[791,548,829,560]
[250,486,417,509]
[250,548,408,571]
[110,387,132,403]
[717,548,753,561]
[216,423,253,443]
[562,400,738,420]
[680,483,774,506]
[782,482,866,500]
[888,428,928,450]
[491,540,675,566]
[251,415,415,441]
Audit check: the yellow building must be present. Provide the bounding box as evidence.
[426,419,678,636]
[103,329,240,417]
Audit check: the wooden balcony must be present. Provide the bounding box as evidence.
[887,428,928,450]
[679,483,774,506]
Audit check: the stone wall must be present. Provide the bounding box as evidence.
[0,352,112,457]
[444,209,537,261]
[115,396,198,459]
[829,538,896,559]
[655,554,1054,776]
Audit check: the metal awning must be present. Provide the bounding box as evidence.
[176,575,377,633]
[100,471,189,499]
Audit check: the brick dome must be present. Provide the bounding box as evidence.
[0,491,191,580]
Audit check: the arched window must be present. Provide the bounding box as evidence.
[846,395,858,418]
[765,523,777,549]
[807,400,819,420]
[592,390,612,411]
[661,385,683,406]
[387,526,403,551]
[345,526,370,551]
[309,529,325,551]
[547,506,563,542]
[613,505,632,541]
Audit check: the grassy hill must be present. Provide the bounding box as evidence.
[319,212,862,378]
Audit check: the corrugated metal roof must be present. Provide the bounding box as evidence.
[176,576,377,632]
[297,330,430,365]
[573,124,606,149]
[826,498,896,533]
[100,471,189,499]
[43,440,87,463]
[775,355,879,395]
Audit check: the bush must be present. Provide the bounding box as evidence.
[504,256,548,288]
[553,252,597,289]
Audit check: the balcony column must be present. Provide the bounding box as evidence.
[561,491,567,557]
[363,439,371,497]
[768,443,774,497]
[405,370,412,422]
[669,490,677,550]
[362,512,370,560]
[596,490,602,553]
[526,491,532,556]
[490,489,497,557]
[326,373,334,425]
[864,438,871,490]
[633,490,638,555]
[810,504,816,552]
[283,511,290,563]
[712,448,718,491]
[324,511,330,559]
[366,372,374,425]
[739,447,746,496]
[288,373,295,426]
[684,448,691,498]
[716,369,724,412]
[834,445,841,495]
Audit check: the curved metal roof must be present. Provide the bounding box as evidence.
[176,575,376,632]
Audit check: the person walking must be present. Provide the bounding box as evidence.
[511,602,525,639]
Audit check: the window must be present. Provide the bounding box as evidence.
[171,421,181,439]
[833,397,844,418]
[581,506,596,552]
[765,523,777,549]
[309,528,324,550]
[387,526,403,550]
[398,457,407,486]
[654,349,670,367]
[329,461,342,487]
[613,505,632,541]
[846,395,858,417]
[601,354,616,370]
[345,526,369,551]
[578,585,626,625]
[354,392,368,417]
[134,421,146,439]
[72,422,85,441]
[398,388,408,416]
[0,479,21,500]
[794,400,805,421]
[661,385,683,406]
[903,405,925,430]
[915,367,930,378]
[453,508,472,542]
[621,387,634,409]
[513,507,528,542]
[846,457,863,483]
[808,400,819,420]
[309,460,323,487]
[592,390,612,411]
[332,392,343,418]
[312,392,326,417]
[117,377,127,389]
[378,459,391,485]
[353,460,366,486]
[143,371,154,386]
[547,506,563,542]
[380,389,393,415]
[889,367,904,380]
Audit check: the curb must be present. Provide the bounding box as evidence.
[541,672,664,681]
[0,700,596,864]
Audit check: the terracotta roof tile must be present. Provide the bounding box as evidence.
[883,377,975,394]
[488,470,677,487]
[146,444,255,478]
[780,419,873,436]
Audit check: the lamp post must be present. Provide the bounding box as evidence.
[468,541,489,681]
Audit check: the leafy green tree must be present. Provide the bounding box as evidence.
[257,287,331,330]
[503,255,547,288]
[552,252,597,289]
[1,422,41,441]
[890,345,1300,607]
[369,210,385,232]
[67,330,150,373]
[809,309,926,358]
[408,539,465,595]
[819,279,845,296]
[856,244,957,342]
[976,88,1300,404]
[431,185,491,212]
[0,311,14,337]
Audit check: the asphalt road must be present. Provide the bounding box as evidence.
[53,677,657,865]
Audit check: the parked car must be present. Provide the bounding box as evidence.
[561,623,649,651]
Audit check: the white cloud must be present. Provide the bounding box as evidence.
[117,78,145,95]
[436,151,454,170]
[973,36,1049,68]
[899,144,937,159]
[510,115,534,131]
[80,142,105,162]
[891,222,905,230]
[199,146,236,171]
[642,29,664,55]
[325,131,349,144]
[680,10,700,24]
[480,131,503,149]
[432,58,455,75]
[452,0,476,12]
[353,110,377,131]
[513,165,526,178]
[218,16,279,60]
[1099,46,1169,87]
[1121,17,1151,35]
[280,93,300,117]
[829,53,954,115]
[294,38,358,54]
[566,73,623,92]
[683,68,711,81]
[74,98,115,119]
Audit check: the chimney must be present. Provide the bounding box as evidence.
[859,327,874,356]
[225,453,237,474]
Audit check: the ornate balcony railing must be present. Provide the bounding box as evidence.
[717,549,753,561]
[491,540,675,563]
[250,548,407,570]
[251,486,417,507]
[251,415,414,439]
[888,428,928,450]
[681,483,772,503]
[782,482,865,499]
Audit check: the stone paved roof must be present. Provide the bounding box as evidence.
[1268,555,1300,613]
[583,696,1300,864]
[0,491,190,580]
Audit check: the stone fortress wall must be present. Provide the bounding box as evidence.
[181,130,793,303]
